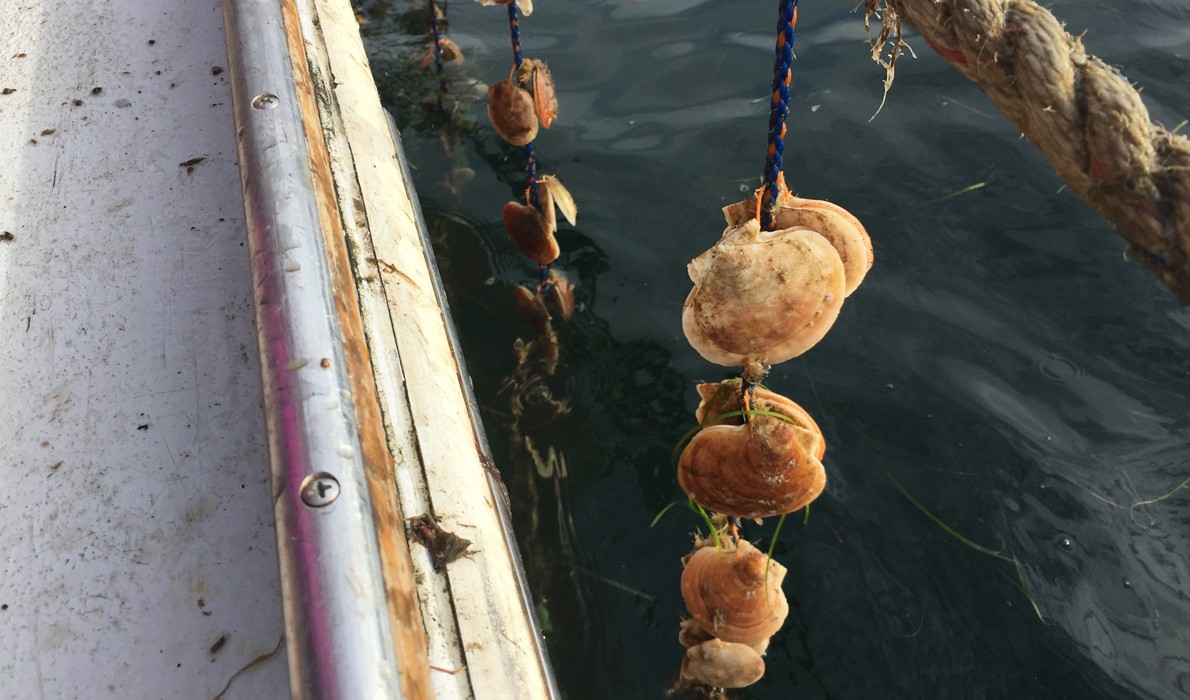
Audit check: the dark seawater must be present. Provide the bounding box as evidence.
[359,1,1190,697]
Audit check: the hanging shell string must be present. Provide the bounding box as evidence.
[507,2,542,209]
[759,0,798,231]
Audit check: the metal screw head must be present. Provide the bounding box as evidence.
[300,473,340,508]
[251,92,279,110]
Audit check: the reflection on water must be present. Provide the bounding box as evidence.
[359,0,1190,697]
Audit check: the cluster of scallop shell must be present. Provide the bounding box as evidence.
[485,55,579,266]
[683,176,872,368]
[678,537,788,689]
[674,179,871,691]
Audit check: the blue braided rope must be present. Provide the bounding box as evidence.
[760,0,797,231]
[507,3,524,68]
[525,142,541,207]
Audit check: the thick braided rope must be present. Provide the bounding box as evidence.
[760,0,798,231]
[888,0,1190,302]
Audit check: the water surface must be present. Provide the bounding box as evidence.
[360,1,1190,697]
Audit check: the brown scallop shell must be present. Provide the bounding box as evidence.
[502,201,559,264]
[487,80,539,146]
[531,60,559,129]
[682,217,846,367]
[680,639,766,689]
[694,380,824,461]
[678,391,826,519]
[680,539,788,647]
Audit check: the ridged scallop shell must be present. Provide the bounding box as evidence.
[487,80,539,146]
[680,539,788,647]
[678,390,826,519]
[680,639,766,689]
[520,58,558,129]
[694,380,824,461]
[682,217,846,367]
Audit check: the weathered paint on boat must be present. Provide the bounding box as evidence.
[1,0,556,697]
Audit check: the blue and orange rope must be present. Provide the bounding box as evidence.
[759,0,798,232]
[745,0,798,407]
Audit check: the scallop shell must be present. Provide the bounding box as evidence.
[680,539,788,647]
[487,80,539,146]
[775,200,872,296]
[475,0,533,16]
[724,193,872,296]
[694,380,824,461]
[678,617,714,649]
[502,202,559,264]
[680,639,766,689]
[530,59,559,129]
[535,178,557,234]
[678,389,826,519]
[682,217,846,367]
[540,175,577,226]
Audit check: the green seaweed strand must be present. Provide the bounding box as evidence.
[670,408,806,468]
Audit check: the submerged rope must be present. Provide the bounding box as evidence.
[876,0,1190,303]
[429,0,444,72]
[760,0,799,231]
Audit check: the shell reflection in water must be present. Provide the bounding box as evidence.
[678,382,826,519]
[680,538,788,648]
